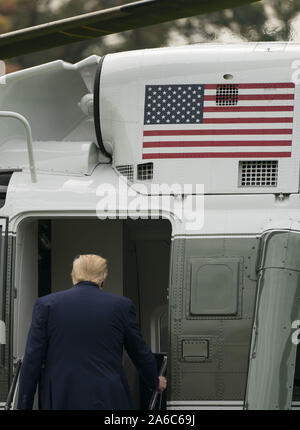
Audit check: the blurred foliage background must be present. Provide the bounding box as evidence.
[0,0,300,72]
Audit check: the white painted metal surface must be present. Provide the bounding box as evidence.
[0,140,99,176]
[0,55,106,176]
[99,42,300,193]
[0,165,299,237]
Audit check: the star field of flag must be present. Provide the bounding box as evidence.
[144,84,205,124]
[142,82,295,159]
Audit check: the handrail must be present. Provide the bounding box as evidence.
[0,111,37,183]
[4,358,22,410]
[149,355,167,410]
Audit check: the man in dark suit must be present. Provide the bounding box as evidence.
[17,254,166,410]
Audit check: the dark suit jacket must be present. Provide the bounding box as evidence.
[17,281,159,410]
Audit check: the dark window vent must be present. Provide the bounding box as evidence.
[239,160,278,187]
[0,170,17,208]
[137,162,153,181]
[116,165,134,182]
[216,84,239,106]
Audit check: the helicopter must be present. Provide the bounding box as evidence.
[0,0,299,411]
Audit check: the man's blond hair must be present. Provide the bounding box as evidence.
[71,254,108,286]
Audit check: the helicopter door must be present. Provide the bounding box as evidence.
[245,230,300,410]
[168,235,259,408]
[0,217,9,408]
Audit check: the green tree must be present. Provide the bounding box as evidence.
[1,0,300,71]
[171,0,300,43]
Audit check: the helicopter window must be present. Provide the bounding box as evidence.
[189,257,239,316]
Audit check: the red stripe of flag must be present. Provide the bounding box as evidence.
[203,106,294,112]
[202,117,293,124]
[142,152,291,159]
[143,140,292,148]
[143,129,292,136]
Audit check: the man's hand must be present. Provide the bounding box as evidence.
[158,376,167,392]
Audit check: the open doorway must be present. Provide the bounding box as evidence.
[293,345,300,404]
[14,217,172,409]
